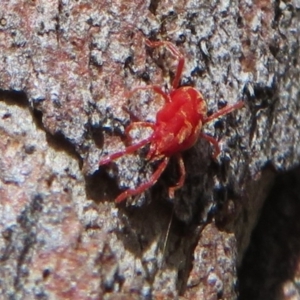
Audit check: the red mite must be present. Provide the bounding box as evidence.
[99,40,244,203]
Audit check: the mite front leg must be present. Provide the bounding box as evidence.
[145,39,185,89]
[204,101,244,124]
[126,85,171,103]
[125,122,155,144]
[99,136,153,166]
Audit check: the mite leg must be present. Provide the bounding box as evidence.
[115,157,170,203]
[200,132,221,159]
[126,85,171,103]
[145,39,185,90]
[168,154,186,199]
[99,136,153,166]
[125,121,155,144]
[204,101,244,124]
[100,123,154,166]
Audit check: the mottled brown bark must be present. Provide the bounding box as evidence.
[0,0,299,299]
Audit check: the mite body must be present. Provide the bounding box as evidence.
[99,40,243,203]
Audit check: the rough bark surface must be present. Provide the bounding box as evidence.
[0,0,299,299]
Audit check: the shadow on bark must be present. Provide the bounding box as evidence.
[239,166,300,299]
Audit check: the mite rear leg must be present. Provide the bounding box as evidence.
[204,101,244,124]
[200,132,221,159]
[168,154,186,199]
[115,157,170,203]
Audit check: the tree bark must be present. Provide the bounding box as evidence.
[0,0,299,299]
